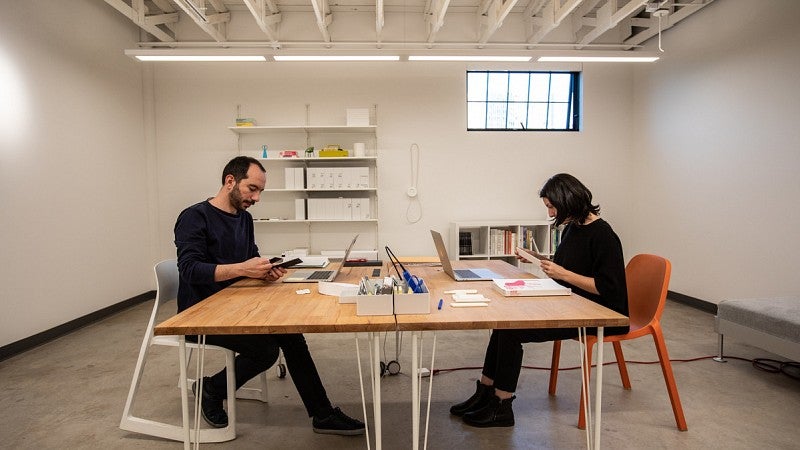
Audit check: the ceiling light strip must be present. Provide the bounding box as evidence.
[273,55,400,61]
[134,55,267,62]
[408,56,531,62]
[537,56,659,62]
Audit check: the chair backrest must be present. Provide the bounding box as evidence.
[626,254,671,331]
[140,259,179,342]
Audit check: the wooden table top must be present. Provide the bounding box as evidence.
[154,260,628,336]
[394,260,629,331]
[154,264,396,336]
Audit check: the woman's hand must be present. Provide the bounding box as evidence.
[540,260,599,295]
[540,259,566,280]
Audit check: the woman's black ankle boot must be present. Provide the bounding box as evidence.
[450,380,494,417]
[462,394,516,428]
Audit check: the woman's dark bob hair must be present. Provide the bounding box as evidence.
[539,173,600,226]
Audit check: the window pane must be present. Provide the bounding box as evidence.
[549,74,572,102]
[507,103,527,129]
[486,102,507,128]
[467,102,486,129]
[527,103,548,129]
[548,103,568,129]
[466,70,578,131]
[529,73,550,102]
[508,73,529,102]
[467,72,487,101]
[487,72,509,101]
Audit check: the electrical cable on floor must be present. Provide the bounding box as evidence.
[431,355,800,381]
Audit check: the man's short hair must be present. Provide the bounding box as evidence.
[221,156,266,185]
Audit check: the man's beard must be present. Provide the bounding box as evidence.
[229,184,252,211]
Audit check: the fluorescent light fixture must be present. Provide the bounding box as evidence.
[408,56,532,62]
[537,56,659,62]
[273,55,400,61]
[133,55,267,62]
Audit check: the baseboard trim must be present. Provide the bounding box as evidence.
[668,290,717,315]
[0,291,155,362]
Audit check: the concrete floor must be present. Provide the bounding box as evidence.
[1,299,798,449]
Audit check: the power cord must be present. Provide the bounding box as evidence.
[432,355,800,381]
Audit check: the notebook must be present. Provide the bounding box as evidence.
[430,230,502,281]
[283,234,359,283]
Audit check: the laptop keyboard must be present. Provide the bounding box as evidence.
[308,270,334,280]
[454,269,479,279]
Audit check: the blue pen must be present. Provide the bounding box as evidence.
[437,298,443,310]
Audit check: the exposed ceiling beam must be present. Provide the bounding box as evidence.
[172,0,230,42]
[527,0,585,45]
[376,0,385,45]
[478,0,520,45]
[309,0,333,43]
[242,0,282,46]
[425,0,452,44]
[104,0,176,42]
[576,0,648,49]
[623,0,714,49]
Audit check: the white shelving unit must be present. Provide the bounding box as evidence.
[229,116,379,256]
[449,220,556,274]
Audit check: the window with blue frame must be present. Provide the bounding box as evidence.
[467,71,580,131]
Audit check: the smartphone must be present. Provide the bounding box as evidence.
[268,256,283,264]
[273,258,303,269]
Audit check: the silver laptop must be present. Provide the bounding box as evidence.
[283,234,359,283]
[430,230,502,281]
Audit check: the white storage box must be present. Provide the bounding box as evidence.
[394,284,431,315]
[347,108,370,127]
[354,293,394,316]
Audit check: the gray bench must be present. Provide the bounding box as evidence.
[715,297,800,363]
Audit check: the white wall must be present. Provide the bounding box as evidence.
[630,0,800,303]
[0,1,150,347]
[150,62,636,264]
[5,0,796,348]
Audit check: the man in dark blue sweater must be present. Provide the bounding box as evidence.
[174,156,364,436]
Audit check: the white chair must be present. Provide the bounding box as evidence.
[120,259,269,443]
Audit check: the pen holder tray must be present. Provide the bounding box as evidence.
[393,284,430,315]
[354,292,394,316]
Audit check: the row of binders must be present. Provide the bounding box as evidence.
[295,198,371,220]
[285,167,370,190]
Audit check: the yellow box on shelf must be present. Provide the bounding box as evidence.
[319,149,349,157]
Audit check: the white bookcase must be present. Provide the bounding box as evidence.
[449,221,558,274]
[229,119,379,256]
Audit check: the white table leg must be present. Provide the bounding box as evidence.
[371,332,382,450]
[411,332,420,450]
[354,334,372,450]
[423,332,436,450]
[593,327,604,450]
[179,337,190,450]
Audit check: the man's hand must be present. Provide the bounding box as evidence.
[239,257,273,279]
[214,257,290,282]
[263,265,287,281]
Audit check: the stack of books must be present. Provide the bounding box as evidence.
[492,278,571,297]
[235,118,256,127]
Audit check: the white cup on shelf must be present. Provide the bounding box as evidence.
[353,142,366,157]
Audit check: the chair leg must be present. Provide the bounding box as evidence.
[651,324,688,431]
[576,337,596,430]
[612,342,632,390]
[548,340,562,395]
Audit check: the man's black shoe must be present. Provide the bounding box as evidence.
[191,377,228,428]
[312,407,366,436]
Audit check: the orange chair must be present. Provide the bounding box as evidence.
[547,254,688,431]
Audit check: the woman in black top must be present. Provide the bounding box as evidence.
[451,173,628,428]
